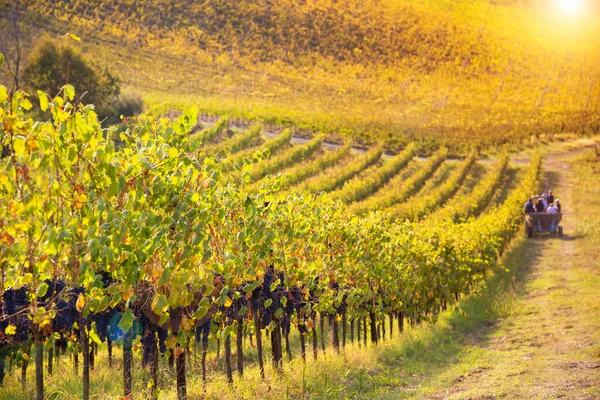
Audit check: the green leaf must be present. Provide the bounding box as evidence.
[37,90,48,111]
[203,283,215,297]
[0,86,7,103]
[159,268,172,285]
[64,84,75,101]
[36,283,49,299]
[0,54,4,68]
[152,294,168,315]
[118,309,134,332]
[97,296,110,313]
[263,298,273,308]
[242,279,261,293]
[192,306,208,321]
[158,312,169,326]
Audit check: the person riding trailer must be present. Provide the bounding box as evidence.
[524,197,535,214]
[524,195,563,237]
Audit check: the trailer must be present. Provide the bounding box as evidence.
[525,212,563,237]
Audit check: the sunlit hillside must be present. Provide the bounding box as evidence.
[1,0,599,151]
[2,2,600,400]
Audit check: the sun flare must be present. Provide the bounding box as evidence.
[556,0,586,15]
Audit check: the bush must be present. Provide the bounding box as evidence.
[102,90,144,125]
[21,37,120,122]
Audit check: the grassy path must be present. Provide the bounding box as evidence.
[413,150,600,399]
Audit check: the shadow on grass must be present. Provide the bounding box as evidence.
[341,168,569,398]
[491,166,520,207]
[359,233,545,398]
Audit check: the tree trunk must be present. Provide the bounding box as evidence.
[284,329,292,362]
[123,345,133,398]
[389,313,394,339]
[236,319,244,377]
[34,329,44,400]
[299,323,306,362]
[81,325,90,400]
[254,316,264,379]
[350,318,354,344]
[311,314,318,361]
[357,318,361,346]
[89,341,95,371]
[225,333,233,384]
[0,357,6,387]
[362,316,367,346]
[331,314,340,353]
[381,315,386,341]
[319,313,326,353]
[271,320,283,370]
[369,311,378,344]
[342,312,347,348]
[168,350,174,370]
[73,346,78,375]
[176,346,187,400]
[107,339,113,367]
[22,342,30,388]
[398,310,404,333]
[150,341,159,400]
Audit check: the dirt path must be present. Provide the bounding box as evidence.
[426,150,600,399]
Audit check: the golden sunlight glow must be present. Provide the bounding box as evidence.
[556,0,585,15]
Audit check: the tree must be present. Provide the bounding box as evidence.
[21,37,120,118]
[0,2,27,95]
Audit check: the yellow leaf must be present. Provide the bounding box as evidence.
[180,316,190,331]
[0,232,15,245]
[76,293,85,312]
[165,336,177,349]
[231,277,242,286]
[5,325,16,335]
[40,315,51,328]
[0,86,7,103]
[306,319,314,331]
[224,296,233,308]
[75,193,88,209]
[174,347,185,358]
[123,286,134,301]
